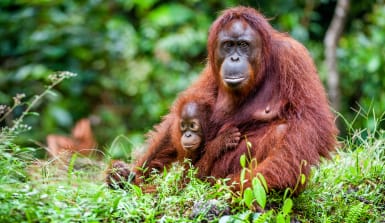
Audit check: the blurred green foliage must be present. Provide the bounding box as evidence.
[0,0,383,152]
[339,3,385,131]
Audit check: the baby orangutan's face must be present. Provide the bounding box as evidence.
[180,102,203,152]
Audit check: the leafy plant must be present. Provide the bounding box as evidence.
[228,139,298,223]
[294,113,385,222]
[0,71,76,184]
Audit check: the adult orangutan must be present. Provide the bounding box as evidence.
[107,6,338,193]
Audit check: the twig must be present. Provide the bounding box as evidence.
[11,71,77,130]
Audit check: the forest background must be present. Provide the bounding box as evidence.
[1,0,384,157]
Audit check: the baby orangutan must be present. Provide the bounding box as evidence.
[178,102,204,162]
[176,101,242,179]
[106,100,241,189]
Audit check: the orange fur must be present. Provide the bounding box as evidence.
[106,7,338,194]
[202,7,338,192]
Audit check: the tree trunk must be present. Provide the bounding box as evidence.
[324,0,350,112]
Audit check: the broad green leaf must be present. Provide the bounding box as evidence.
[282,198,293,215]
[252,178,266,209]
[243,188,254,209]
[256,173,269,192]
[276,214,285,223]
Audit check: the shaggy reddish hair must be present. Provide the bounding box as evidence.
[106,6,338,193]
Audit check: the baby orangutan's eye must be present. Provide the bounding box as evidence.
[190,121,200,131]
[180,122,187,131]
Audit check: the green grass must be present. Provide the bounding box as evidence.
[1,127,384,222]
[294,128,385,222]
[0,156,233,222]
[1,73,384,222]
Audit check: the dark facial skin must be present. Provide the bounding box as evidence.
[217,21,259,89]
[180,102,203,152]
